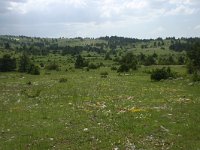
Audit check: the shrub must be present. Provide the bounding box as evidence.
[45,63,59,71]
[117,53,137,73]
[28,64,40,75]
[59,77,68,83]
[88,63,98,69]
[192,71,200,82]
[75,55,88,69]
[100,71,108,78]
[111,66,118,71]
[151,67,177,81]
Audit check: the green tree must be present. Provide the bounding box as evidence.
[187,42,200,80]
[4,43,10,49]
[75,55,88,69]
[0,54,16,72]
[187,42,200,72]
[117,52,137,72]
[144,55,156,66]
[18,53,31,72]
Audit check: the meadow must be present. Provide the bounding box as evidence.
[0,36,200,149]
[0,65,200,149]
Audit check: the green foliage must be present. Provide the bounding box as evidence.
[187,42,200,74]
[111,66,118,71]
[100,71,108,78]
[144,55,156,66]
[117,52,137,72]
[151,67,177,81]
[88,63,99,69]
[104,52,112,60]
[45,62,59,71]
[28,64,40,75]
[18,53,40,75]
[75,55,88,69]
[18,53,31,73]
[59,77,68,83]
[0,54,16,72]
[4,42,10,49]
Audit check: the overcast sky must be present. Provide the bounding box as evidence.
[0,0,200,38]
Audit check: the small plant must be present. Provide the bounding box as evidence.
[59,77,68,83]
[27,81,32,85]
[100,71,108,78]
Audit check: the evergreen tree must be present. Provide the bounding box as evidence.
[18,53,31,72]
[75,55,88,69]
[117,52,137,72]
[0,54,16,72]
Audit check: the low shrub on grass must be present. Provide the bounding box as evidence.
[45,63,59,71]
[192,72,200,82]
[28,64,40,75]
[100,71,108,78]
[59,77,68,83]
[151,67,177,81]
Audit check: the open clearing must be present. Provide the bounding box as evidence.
[0,66,200,149]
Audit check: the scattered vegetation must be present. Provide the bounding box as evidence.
[151,67,177,81]
[0,35,200,149]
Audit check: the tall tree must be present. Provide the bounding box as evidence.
[18,53,31,72]
[74,55,88,69]
[187,42,200,75]
[0,54,16,72]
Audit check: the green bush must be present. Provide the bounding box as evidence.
[192,72,200,82]
[28,64,40,75]
[88,63,98,69]
[45,63,59,71]
[100,71,108,78]
[59,78,68,83]
[151,67,177,81]
[111,66,118,71]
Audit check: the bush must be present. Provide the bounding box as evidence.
[59,77,68,83]
[88,63,98,69]
[117,64,129,73]
[151,67,176,81]
[28,64,40,75]
[111,66,118,71]
[75,55,88,69]
[192,72,200,82]
[117,53,137,73]
[100,71,108,78]
[45,63,59,71]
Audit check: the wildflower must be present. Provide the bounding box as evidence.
[129,107,145,112]
[83,128,88,131]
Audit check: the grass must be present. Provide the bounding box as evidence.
[0,66,200,149]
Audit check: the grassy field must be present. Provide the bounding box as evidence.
[0,66,200,149]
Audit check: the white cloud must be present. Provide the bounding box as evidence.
[194,25,200,30]
[0,0,199,38]
[150,26,166,36]
[166,5,195,15]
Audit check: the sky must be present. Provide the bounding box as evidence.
[0,0,200,38]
